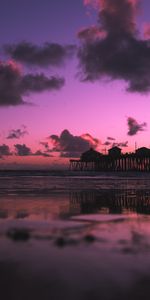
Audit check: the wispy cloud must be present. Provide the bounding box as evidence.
[7,126,28,139]
[107,137,116,141]
[103,140,128,147]
[34,150,52,157]
[103,141,111,146]
[112,141,128,147]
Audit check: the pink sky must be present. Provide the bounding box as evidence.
[0,0,150,168]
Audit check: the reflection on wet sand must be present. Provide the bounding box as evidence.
[0,188,150,300]
[0,193,69,221]
[70,189,150,215]
[1,189,150,222]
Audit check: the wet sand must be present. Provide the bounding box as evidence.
[0,174,150,299]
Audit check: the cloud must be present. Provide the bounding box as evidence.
[33,150,52,157]
[107,136,116,141]
[112,141,128,147]
[103,136,116,146]
[118,141,128,147]
[0,61,65,106]
[38,142,54,156]
[83,0,92,5]
[21,73,64,93]
[7,126,28,139]
[83,0,138,34]
[0,144,12,157]
[14,141,54,157]
[79,0,150,93]
[80,133,100,148]
[40,142,49,150]
[143,23,150,39]
[4,42,76,68]
[83,0,99,9]
[40,142,49,148]
[49,129,100,157]
[58,152,79,158]
[12,143,53,157]
[14,144,32,156]
[78,26,106,42]
[103,141,111,146]
[49,134,60,150]
[103,140,128,147]
[127,117,147,136]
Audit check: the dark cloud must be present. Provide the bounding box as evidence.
[14,144,53,157]
[118,141,128,147]
[0,144,12,157]
[143,23,150,39]
[78,26,106,42]
[50,135,60,150]
[40,142,49,150]
[80,133,100,148]
[112,141,128,147]
[38,142,53,156]
[60,152,81,158]
[107,136,116,141]
[79,0,150,93]
[4,42,76,68]
[0,61,65,106]
[7,126,28,139]
[21,73,64,93]
[103,141,111,146]
[104,140,128,147]
[49,129,100,157]
[127,117,147,136]
[34,150,52,157]
[14,144,32,156]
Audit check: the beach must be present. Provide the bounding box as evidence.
[0,171,150,299]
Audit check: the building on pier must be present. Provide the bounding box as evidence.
[136,147,150,157]
[108,146,121,157]
[69,146,150,172]
[81,148,102,162]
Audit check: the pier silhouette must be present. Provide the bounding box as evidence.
[70,147,150,172]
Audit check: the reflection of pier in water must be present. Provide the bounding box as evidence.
[69,189,150,215]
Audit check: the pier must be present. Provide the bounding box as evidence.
[70,147,150,172]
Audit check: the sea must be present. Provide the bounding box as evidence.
[0,170,150,300]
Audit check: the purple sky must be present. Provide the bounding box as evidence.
[0,0,150,168]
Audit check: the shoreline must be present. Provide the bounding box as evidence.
[1,169,150,178]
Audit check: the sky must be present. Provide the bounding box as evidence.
[0,0,150,169]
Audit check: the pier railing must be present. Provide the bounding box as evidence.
[70,154,150,172]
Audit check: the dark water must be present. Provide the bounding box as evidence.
[1,172,150,299]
